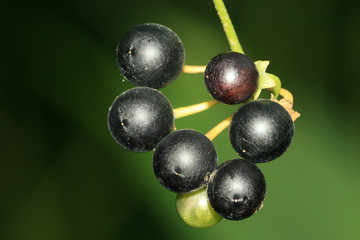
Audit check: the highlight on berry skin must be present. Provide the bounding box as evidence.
[153,129,218,193]
[229,99,294,163]
[116,23,185,89]
[107,87,174,152]
[204,52,259,105]
[207,159,266,220]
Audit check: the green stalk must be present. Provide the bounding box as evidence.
[213,0,245,54]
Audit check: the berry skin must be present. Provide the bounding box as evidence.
[176,187,222,229]
[107,87,174,152]
[204,52,259,104]
[116,23,185,89]
[153,129,218,193]
[229,99,294,163]
[207,159,266,221]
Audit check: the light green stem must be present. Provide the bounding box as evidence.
[213,0,245,54]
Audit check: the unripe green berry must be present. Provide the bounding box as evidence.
[176,187,222,228]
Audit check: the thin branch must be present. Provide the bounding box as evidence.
[174,99,219,119]
[183,65,206,74]
[213,0,245,54]
[206,115,233,141]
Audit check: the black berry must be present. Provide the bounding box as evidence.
[153,129,218,193]
[207,159,266,220]
[108,87,174,152]
[229,99,294,163]
[116,23,185,89]
[204,52,259,104]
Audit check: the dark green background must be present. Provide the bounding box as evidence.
[1,0,360,239]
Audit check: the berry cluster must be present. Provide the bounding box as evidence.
[108,2,299,229]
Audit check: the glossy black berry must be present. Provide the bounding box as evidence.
[204,52,259,104]
[116,23,185,89]
[229,99,294,163]
[207,159,266,220]
[153,129,218,193]
[108,87,174,152]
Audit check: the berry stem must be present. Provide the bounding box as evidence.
[173,100,219,119]
[213,0,245,54]
[279,88,293,102]
[183,65,206,73]
[206,115,233,141]
[271,88,301,121]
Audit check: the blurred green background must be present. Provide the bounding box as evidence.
[1,0,360,239]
